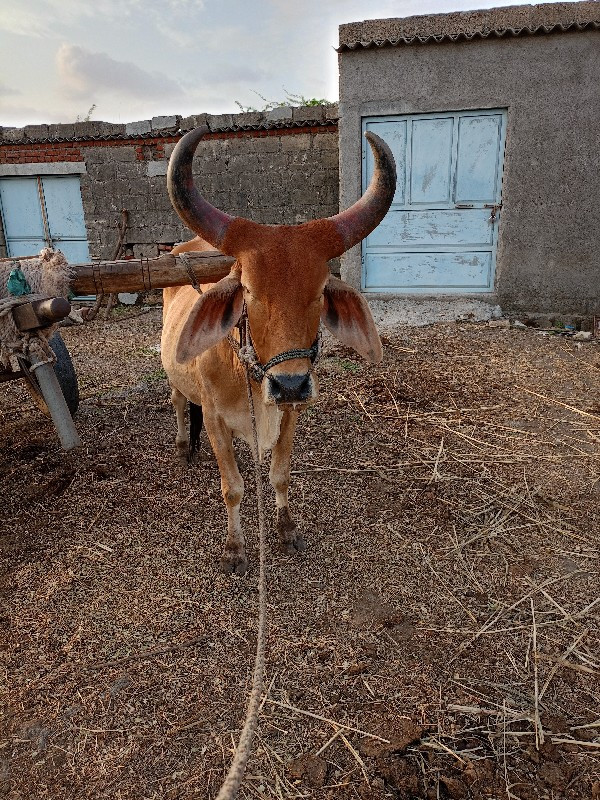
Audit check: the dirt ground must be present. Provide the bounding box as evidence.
[1,306,599,800]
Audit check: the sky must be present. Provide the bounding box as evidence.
[0,0,576,128]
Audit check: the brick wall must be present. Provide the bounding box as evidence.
[0,107,340,262]
[0,142,84,163]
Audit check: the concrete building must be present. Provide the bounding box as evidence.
[337,1,600,317]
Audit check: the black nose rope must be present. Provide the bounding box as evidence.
[227,302,321,383]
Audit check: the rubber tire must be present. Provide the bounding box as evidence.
[24,332,80,417]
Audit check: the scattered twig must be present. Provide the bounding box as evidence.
[530,598,544,748]
[339,733,370,784]
[420,737,468,765]
[315,728,344,757]
[421,554,478,624]
[455,573,584,655]
[447,704,531,721]
[549,738,600,749]
[539,629,590,701]
[537,653,598,676]
[264,700,390,743]
[428,436,445,483]
[517,386,600,421]
[86,634,206,670]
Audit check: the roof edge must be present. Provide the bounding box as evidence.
[0,104,340,146]
[338,2,600,50]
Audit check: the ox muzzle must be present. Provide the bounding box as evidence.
[228,308,320,406]
[265,371,314,405]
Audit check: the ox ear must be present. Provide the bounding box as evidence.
[176,273,243,363]
[322,276,383,363]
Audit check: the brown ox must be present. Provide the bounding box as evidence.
[161,125,396,575]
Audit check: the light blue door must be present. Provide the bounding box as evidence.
[0,175,90,263]
[0,177,47,255]
[362,110,506,293]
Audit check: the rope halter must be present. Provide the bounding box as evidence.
[228,302,321,385]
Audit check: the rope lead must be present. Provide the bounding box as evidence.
[215,362,267,800]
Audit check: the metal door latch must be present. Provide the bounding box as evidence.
[484,203,502,222]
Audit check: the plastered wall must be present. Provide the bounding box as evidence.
[339,30,600,315]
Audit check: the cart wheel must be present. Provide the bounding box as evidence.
[19,332,80,417]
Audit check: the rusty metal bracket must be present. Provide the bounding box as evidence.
[484,203,502,223]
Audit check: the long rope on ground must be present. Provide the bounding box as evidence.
[215,364,267,800]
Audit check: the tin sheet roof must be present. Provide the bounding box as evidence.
[0,106,340,145]
[338,1,600,50]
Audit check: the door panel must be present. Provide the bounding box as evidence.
[365,120,407,205]
[0,177,46,247]
[4,238,48,257]
[56,239,91,263]
[410,117,454,204]
[367,208,494,248]
[42,176,88,242]
[0,174,89,263]
[362,109,506,293]
[365,251,492,290]
[455,115,503,202]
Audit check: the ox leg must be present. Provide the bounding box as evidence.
[170,385,189,464]
[269,410,306,555]
[204,415,247,576]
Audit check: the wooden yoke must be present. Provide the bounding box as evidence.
[69,250,235,295]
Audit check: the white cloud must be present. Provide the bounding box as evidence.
[0,81,19,97]
[2,0,578,128]
[0,7,49,37]
[161,0,204,8]
[0,0,203,39]
[56,44,185,102]
[0,101,64,124]
[200,63,270,86]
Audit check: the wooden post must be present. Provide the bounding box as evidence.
[27,356,81,450]
[69,251,235,296]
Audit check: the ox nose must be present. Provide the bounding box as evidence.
[266,373,313,404]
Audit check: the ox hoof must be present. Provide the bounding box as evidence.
[220,552,248,576]
[280,534,307,555]
[277,507,306,555]
[176,441,190,466]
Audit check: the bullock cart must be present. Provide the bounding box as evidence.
[0,249,235,449]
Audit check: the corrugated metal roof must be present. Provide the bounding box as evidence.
[184,118,339,135]
[337,19,600,50]
[0,116,339,146]
[338,1,600,51]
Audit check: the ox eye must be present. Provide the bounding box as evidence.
[243,286,259,303]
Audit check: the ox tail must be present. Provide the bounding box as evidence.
[189,402,203,461]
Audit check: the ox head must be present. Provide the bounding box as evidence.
[167,125,396,406]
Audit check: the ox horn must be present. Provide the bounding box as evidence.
[167,125,234,250]
[168,125,395,258]
[325,131,396,258]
